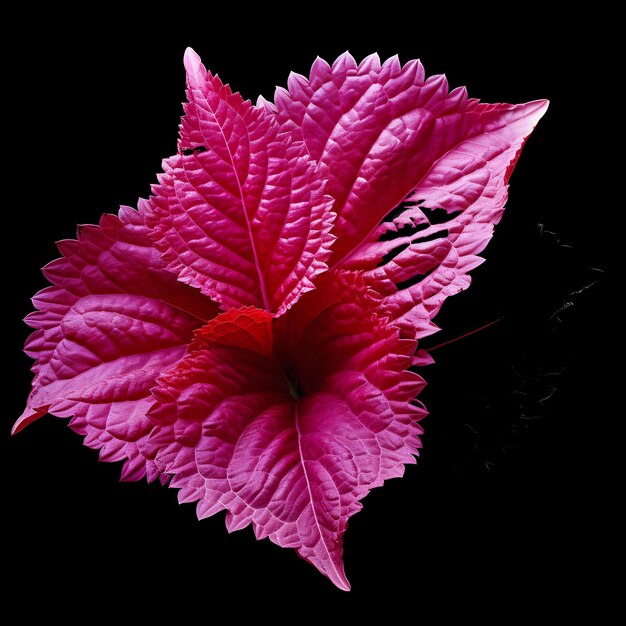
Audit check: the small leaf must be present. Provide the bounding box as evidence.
[193,306,274,356]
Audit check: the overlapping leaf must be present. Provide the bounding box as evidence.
[271,52,548,335]
[142,49,335,316]
[16,207,217,480]
[144,273,425,590]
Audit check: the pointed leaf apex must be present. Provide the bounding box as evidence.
[183,47,203,84]
[532,98,550,119]
[12,406,48,435]
[327,561,351,592]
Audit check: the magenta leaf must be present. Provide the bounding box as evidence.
[15,49,547,590]
[144,273,425,590]
[16,207,217,481]
[142,49,335,316]
[273,53,548,334]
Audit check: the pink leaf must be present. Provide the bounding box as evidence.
[274,53,548,332]
[142,48,335,316]
[15,49,548,589]
[15,207,217,481]
[145,273,425,590]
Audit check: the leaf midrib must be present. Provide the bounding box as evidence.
[197,86,272,312]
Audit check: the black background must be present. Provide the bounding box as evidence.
[5,10,612,618]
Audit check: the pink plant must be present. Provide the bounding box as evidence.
[15,48,547,590]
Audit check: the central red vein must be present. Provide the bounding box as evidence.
[195,83,272,313]
[217,107,270,311]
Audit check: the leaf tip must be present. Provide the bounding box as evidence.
[535,98,550,120]
[329,567,351,592]
[183,47,203,83]
[12,406,48,435]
